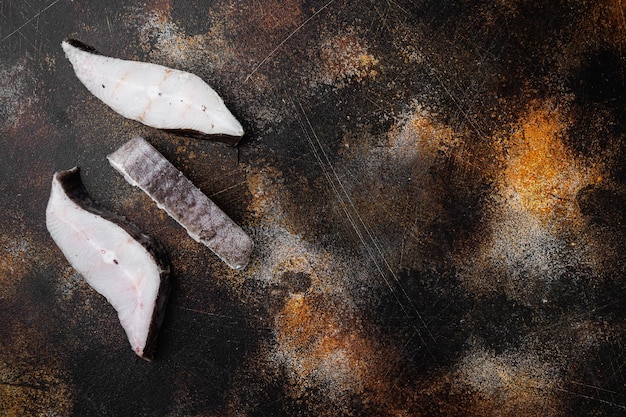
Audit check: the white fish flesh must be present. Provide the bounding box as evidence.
[46,167,170,360]
[107,136,253,270]
[61,39,244,145]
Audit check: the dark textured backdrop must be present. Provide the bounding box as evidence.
[1,0,626,415]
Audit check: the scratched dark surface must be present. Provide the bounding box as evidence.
[2,0,626,415]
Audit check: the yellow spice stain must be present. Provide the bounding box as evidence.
[501,103,601,221]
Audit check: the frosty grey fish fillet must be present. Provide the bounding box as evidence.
[107,136,253,269]
[46,167,170,361]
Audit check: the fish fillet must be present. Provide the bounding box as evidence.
[107,136,254,270]
[46,167,170,360]
[61,38,244,145]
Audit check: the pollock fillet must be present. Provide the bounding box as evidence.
[46,167,170,360]
[107,136,253,270]
[61,39,244,145]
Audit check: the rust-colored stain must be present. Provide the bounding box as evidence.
[454,346,564,417]
[0,234,32,299]
[245,165,285,224]
[500,101,603,222]
[407,108,459,158]
[589,0,626,50]
[274,292,421,416]
[254,0,305,33]
[0,349,74,417]
[275,294,366,390]
[136,8,234,70]
[2,0,626,416]
[316,31,379,87]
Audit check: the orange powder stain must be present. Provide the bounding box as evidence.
[340,104,460,167]
[318,33,379,87]
[1,307,74,415]
[500,103,601,221]
[590,0,626,50]
[144,0,172,13]
[274,293,413,414]
[137,9,233,69]
[0,236,31,298]
[454,347,564,417]
[255,0,304,33]
[363,104,461,168]
[245,166,284,222]
[0,361,74,416]
[277,294,347,359]
[407,109,459,157]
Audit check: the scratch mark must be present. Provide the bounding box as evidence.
[372,4,391,35]
[398,193,410,269]
[0,0,61,44]
[527,298,623,339]
[178,306,242,320]
[244,0,336,83]
[618,0,626,87]
[177,306,273,333]
[570,381,623,395]
[106,15,112,38]
[427,60,488,139]
[291,98,435,345]
[556,386,626,411]
[386,0,408,14]
[209,180,247,198]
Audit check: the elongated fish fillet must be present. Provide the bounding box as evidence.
[61,39,244,145]
[107,136,253,270]
[46,167,170,360]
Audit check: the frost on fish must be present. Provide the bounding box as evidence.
[61,38,244,145]
[46,167,170,360]
[107,136,254,270]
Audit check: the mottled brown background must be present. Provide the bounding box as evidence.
[1,0,626,416]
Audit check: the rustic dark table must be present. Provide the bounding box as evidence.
[1,1,625,416]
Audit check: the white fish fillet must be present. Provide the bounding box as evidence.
[107,136,254,270]
[61,39,244,144]
[46,167,170,360]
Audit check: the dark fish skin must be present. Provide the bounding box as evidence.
[162,129,243,146]
[107,136,254,270]
[54,167,171,361]
[64,38,102,55]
